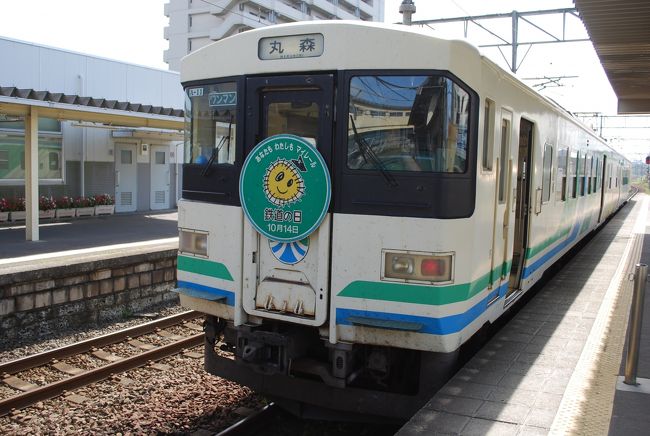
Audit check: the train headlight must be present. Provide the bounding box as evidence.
[383,250,453,283]
[179,229,208,257]
[392,256,414,274]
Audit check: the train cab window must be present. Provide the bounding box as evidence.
[267,101,318,145]
[482,99,495,171]
[556,147,568,202]
[184,82,238,166]
[347,75,470,173]
[542,143,553,203]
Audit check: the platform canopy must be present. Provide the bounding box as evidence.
[574,0,650,114]
[0,87,184,242]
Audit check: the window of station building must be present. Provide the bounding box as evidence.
[542,143,553,203]
[347,75,470,174]
[0,117,63,184]
[184,82,238,166]
[482,99,495,171]
[556,147,568,202]
[48,152,59,171]
[155,151,166,165]
[0,150,8,170]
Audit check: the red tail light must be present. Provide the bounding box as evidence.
[421,259,444,276]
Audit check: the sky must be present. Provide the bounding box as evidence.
[0,0,646,159]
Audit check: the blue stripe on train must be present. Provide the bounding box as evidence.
[522,220,581,280]
[336,281,509,335]
[176,280,236,306]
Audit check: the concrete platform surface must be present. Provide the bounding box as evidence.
[398,194,647,436]
[0,211,179,273]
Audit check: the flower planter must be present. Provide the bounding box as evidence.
[55,208,76,219]
[94,204,115,216]
[0,212,8,223]
[76,207,95,217]
[39,210,55,219]
[10,211,26,222]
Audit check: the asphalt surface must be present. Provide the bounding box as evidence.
[0,211,178,260]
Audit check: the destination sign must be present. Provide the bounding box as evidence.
[258,33,324,60]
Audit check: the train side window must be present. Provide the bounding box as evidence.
[571,150,578,199]
[497,118,510,203]
[593,157,599,192]
[542,143,553,203]
[608,163,612,189]
[584,155,591,195]
[556,147,568,202]
[580,154,589,197]
[482,99,495,171]
[0,150,8,170]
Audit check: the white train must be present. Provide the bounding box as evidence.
[175,21,631,418]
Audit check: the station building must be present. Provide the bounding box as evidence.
[0,36,185,213]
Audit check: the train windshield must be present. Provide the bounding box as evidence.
[348,75,470,173]
[184,82,238,165]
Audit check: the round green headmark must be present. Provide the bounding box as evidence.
[240,134,331,243]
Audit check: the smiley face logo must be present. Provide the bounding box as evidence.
[263,159,305,207]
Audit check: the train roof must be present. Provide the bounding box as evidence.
[181,21,481,84]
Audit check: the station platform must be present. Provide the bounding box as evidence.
[397,194,649,435]
[0,211,179,274]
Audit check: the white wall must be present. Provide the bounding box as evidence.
[0,37,184,108]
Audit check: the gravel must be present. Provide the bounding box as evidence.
[0,301,268,434]
[0,301,403,434]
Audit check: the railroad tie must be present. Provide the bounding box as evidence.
[156,329,184,341]
[128,339,156,351]
[2,376,38,392]
[91,350,123,362]
[51,362,84,376]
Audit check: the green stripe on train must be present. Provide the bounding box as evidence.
[177,255,234,281]
[338,263,510,306]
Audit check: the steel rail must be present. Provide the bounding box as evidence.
[215,403,279,436]
[0,333,204,417]
[0,311,200,375]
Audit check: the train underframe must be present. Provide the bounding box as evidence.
[203,315,459,420]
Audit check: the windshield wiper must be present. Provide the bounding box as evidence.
[349,115,398,187]
[201,115,233,177]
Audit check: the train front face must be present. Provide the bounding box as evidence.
[176,22,482,418]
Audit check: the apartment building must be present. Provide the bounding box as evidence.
[164,0,385,71]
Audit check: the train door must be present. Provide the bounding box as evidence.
[490,108,511,297]
[242,74,334,327]
[507,119,534,298]
[598,155,607,223]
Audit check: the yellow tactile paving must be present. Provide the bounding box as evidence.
[550,195,647,435]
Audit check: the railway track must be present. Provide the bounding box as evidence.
[216,403,280,436]
[0,311,204,417]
